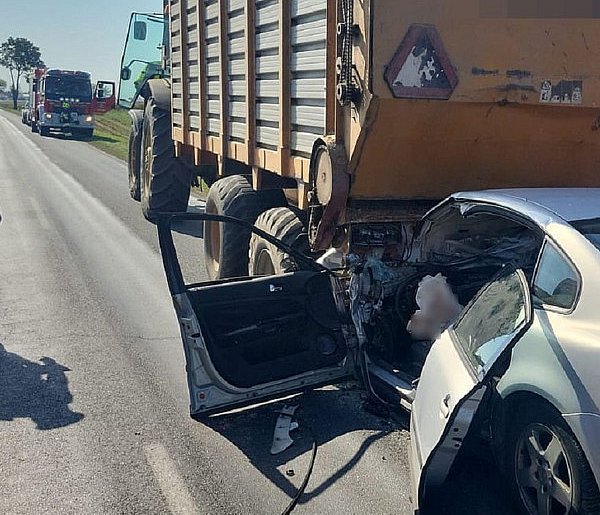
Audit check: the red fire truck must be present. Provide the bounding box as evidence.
[27,68,115,139]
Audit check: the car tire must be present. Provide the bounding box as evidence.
[128,122,141,201]
[203,175,286,280]
[31,122,38,133]
[40,126,49,137]
[505,401,600,515]
[140,97,191,220]
[248,207,308,276]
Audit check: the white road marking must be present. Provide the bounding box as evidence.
[144,443,201,515]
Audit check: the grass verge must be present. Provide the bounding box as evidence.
[90,108,130,161]
[0,100,22,114]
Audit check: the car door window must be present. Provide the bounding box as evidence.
[533,241,579,310]
[452,270,529,374]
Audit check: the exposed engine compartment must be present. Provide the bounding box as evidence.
[343,209,543,391]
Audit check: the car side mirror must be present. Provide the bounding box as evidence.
[134,21,147,41]
[120,67,132,81]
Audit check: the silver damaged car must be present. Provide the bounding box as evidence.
[158,188,600,515]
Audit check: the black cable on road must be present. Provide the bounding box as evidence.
[281,437,318,515]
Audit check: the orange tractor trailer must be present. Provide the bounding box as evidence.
[119,1,600,279]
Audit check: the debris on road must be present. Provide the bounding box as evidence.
[271,405,299,455]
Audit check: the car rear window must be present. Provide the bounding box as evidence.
[571,218,600,251]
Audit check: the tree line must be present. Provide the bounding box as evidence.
[0,37,44,110]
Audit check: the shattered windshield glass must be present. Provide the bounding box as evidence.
[571,218,600,251]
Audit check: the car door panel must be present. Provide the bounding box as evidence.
[157,213,351,417]
[410,330,481,467]
[411,268,533,510]
[187,272,348,389]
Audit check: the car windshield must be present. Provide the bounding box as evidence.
[570,218,600,251]
[45,76,92,102]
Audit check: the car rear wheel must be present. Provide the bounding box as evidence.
[506,402,600,515]
[31,122,38,133]
[248,207,308,276]
[39,126,49,137]
[203,175,286,280]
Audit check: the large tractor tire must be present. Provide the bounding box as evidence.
[204,175,286,280]
[128,122,142,201]
[140,97,191,220]
[248,207,309,276]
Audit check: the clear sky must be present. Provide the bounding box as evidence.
[0,1,161,91]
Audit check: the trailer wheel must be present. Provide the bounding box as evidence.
[249,207,309,276]
[128,123,141,201]
[140,97,191,220]
[204,175,286,280]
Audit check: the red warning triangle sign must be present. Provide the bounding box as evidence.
[385,25,458,100]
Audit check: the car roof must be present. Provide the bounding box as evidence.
[451,188,600,227]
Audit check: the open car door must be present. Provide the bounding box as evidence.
[94,81,116,113]
[410,267,533,512]
[157,213,353,418]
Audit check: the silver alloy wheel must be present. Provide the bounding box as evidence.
[515,422,574,515]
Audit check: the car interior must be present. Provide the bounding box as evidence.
[365,208,544,386]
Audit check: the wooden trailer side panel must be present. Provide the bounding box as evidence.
[170,0,333,189]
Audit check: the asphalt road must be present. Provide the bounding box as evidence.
[0,110,515,514]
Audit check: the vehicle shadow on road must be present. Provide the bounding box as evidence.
[91,134,117,143]
[170,218,204,238]
[0,343,84,430]
[39,132,96,142]
[203,385,407,505]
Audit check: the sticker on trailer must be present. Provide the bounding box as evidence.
[539,80,583,105]
[385,25,458,100]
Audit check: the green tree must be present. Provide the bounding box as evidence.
[0,37,44,109]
